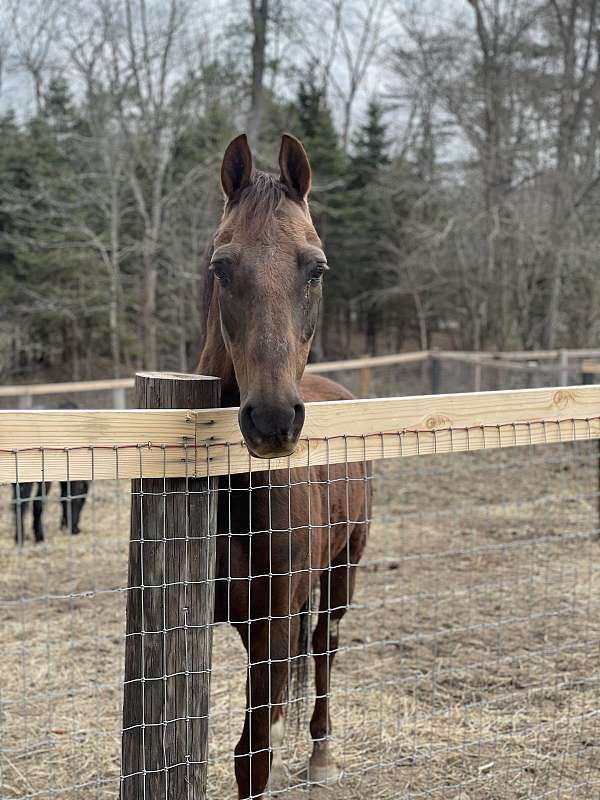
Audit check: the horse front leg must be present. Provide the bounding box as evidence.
[308,524,364,784]
[234,614,299,800]
[60,480,88,534]
[33,482,50,543]
[13,482,33,545]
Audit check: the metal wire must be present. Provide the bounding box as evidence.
[1,420,600,800]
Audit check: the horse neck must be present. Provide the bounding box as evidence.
[197,285,239,407]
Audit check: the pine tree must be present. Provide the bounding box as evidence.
[294,68,343,181]
[288,66,349,357]
[345,99,391,354]
[349,100,389,188]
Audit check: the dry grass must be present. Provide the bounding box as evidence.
[2,442,600,799]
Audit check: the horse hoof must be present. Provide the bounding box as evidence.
[299,759,342,786]
[267,762,289,794]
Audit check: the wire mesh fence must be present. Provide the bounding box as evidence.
[2,404,600,799]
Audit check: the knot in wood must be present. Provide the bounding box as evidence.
[552,390,575,410]
[425,415,452,430]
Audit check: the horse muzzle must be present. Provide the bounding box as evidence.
[239,398,305,459]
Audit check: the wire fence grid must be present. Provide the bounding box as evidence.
[1,425,600,799]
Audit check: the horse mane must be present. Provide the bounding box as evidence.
[223,170,289,238]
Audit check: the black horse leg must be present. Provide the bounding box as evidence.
[13,482,33,545]
[60,481,69,530]
[33,482,51,543]
[60,480,89,534]
[71,480,89,534]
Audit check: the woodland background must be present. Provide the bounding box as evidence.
[1,0,600,382]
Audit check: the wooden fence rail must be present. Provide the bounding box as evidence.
[0,352,430,402]
[0,377,134,397]
[1,381,600,484]
[3,348,600,406]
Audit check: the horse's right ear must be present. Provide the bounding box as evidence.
[221,134,254,201]
[279,133,311,201]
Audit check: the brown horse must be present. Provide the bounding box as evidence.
[198,133,371,799]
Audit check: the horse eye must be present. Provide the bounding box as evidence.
[308,264,326,285]
[211,262,231,286]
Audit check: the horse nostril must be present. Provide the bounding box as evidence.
[241,403,253,428]
[293,403,305,433]
[244,401,302,440]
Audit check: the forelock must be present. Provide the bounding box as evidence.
[220,171,289,238]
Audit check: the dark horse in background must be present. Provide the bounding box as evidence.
[197,133,371,799]
[13,479,89,544]
[13,401,89,543]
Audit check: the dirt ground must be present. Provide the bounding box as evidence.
[1,441,600,800]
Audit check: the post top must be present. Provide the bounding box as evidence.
[135,372,219,381]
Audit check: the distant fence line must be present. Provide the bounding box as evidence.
[2,348,600,407]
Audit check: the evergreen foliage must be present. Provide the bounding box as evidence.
[3,0,600,379]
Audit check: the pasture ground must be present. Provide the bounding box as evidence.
[1,441,600,799]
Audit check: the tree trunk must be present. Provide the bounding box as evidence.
[109,274,121,379]
[143,231,158,371]
[109,172,122,378]
[365,308,377,355]
[178,267,188,371]
[247,0,269,145]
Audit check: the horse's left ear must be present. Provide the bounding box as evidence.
[279,133,312,201]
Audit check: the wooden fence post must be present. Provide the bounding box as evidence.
[473,359,482,392]
[113,386,127,409]
[559,349,569,386]
[360,360,371,398]
[121,372,220,800]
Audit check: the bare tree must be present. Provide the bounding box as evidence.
[290,0,387,149]
[391,1,547,349]
[62,1,130,377]
[0,8,12,99]
[542,0,600,347]
[247,0,269,144]
[330,0,388,151]
[7,0,61,112]
[101,0,193,370]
